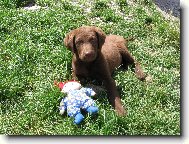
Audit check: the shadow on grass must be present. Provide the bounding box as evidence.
[16,0,35,8]
[0,88,25,114]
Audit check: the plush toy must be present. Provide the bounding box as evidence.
[55,80,98,124]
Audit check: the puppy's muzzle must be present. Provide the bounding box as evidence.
[83,51,96,62]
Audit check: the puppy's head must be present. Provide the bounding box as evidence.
[64,26,106,62]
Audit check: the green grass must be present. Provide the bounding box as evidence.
[0,0,180,135]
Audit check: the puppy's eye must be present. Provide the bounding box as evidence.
[89,38,96,43]
[76,40,83,46]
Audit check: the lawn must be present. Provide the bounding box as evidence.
[0,0,180,135]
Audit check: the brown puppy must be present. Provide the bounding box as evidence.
[64,26,146,116]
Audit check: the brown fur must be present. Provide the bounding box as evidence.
[64,26,146,116]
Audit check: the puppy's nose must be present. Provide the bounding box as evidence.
[85,51,95,58]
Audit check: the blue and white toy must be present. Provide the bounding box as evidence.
[55,80,98,124]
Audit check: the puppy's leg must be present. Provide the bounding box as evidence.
[121,50,146,81]
[103,77,127,116]
[134,61,146,81]
[72,69,89,85]
[94,57,127,116]
[71,59,90,84]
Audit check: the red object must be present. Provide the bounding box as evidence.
[54,80,78,90]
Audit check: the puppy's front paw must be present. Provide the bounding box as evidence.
[115,105,127,116]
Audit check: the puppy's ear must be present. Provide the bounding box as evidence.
[64,30,77,52]
[93,27,106,49]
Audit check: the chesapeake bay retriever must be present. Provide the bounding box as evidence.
[64,26,146,116]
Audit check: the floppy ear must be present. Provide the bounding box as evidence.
[93,27,106,49]
[64,29,77,52]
